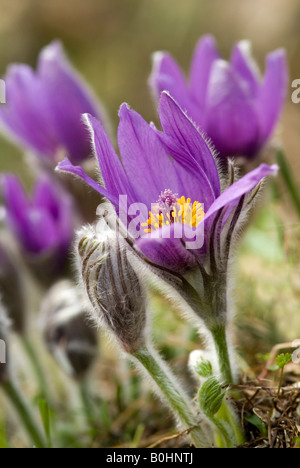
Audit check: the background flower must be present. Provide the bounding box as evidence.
[150,36,288,160]
[0,41,109,165]
[1,174,75,283]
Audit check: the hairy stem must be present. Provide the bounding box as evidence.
[210,324,234,385]
[133,345,211,448]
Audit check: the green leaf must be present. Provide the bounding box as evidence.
[245,414,267,437]
[196,359,213,378]
[198,377,226,418]
[275,353,292,370]
[38,400,52,448]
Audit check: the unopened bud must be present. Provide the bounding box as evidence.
[198,377,226,418]
[0,305,10,384]
[76,225,147,354]
[0,239,26,334]
[41,280,98,380]
[189,350,214,379]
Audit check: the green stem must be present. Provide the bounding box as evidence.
[277,368,284,399]
[2,379,46,448]
[133,345,211,448]
[21,336,48,400]
[211,415,231,448]
[210,325,234,385]
[218,399,245,446]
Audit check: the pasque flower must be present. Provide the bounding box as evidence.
[150,36,288,159]
[0,41,108,165]
[1,174,75,283]
[58,92,277,275]
[58,92,278,386]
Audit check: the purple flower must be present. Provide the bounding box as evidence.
[57,92,277,275]
[150,36,288,159]
[1,174,75,282]
[0,41,109,165]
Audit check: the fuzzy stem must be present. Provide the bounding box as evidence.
[2,379,46,448]
[217,399,245,446]
[210,325,234,385]
[133,345,211,448]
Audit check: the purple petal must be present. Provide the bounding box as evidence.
[205,60,260,158]
[258,49,288,141]
[189,35,220,110]
[149,52,190,103]
[21,208,59,254]
[1,174,29,219]
[33,176,74,251]
[159,92,220,199]
[118,103,178,206]
[0,65,57,158]
[37,41,106,164]
[137,223,198,272]
[204,164,278,224]
[230,41,260,97]
[84,113,135,205]
[56,158,119,207]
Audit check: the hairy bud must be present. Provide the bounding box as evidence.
[77,225,147,354]
[41,280,98,380]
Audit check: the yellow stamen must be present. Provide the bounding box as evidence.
[143,195,205,234]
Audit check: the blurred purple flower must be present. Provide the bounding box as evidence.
[1,174,75,281]
[150,36,288,160]
[57,92,277,275]
[0,41,109,165]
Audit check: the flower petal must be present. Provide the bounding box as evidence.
[0,65,57,158]
[38,41,108,164]
[159,92,220,199]
[204,163,278,224]
[205,60,260,158]
[84,113,135,204]
[230,41,260,97]
[117,103,179,206]
[56,158,119,207]
[258,49,288,141]
[189,35,220,110]
[149,52,190,102]
[137,223,198,272]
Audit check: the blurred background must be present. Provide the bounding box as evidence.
[0,0,299,448]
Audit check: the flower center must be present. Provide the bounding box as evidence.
[142,189,205,233]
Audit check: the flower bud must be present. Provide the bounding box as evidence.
[0,305,10,384]
[0,238,26,334]
[76,225,148,354]
[41,280,98,380]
